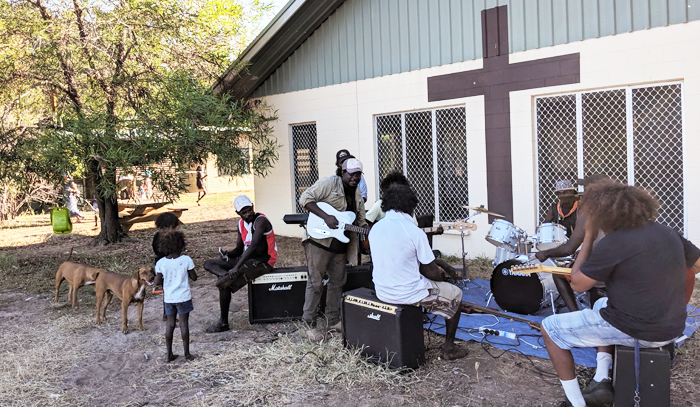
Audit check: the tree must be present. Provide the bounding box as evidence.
[0,0,279,243]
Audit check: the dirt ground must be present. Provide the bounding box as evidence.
[1,192,699,407]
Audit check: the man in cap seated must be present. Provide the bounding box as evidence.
[203,195,278,333]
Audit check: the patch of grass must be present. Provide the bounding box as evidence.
[159,333,418,406]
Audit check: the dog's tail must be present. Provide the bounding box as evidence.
[66,247,74,261]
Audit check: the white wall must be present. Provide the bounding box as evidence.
[255,20,700,258]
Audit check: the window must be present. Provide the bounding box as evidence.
[536,83,684,233]
[376,106,468,222]
[291,123,318,213]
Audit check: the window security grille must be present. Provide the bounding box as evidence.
[375,107,468,222]
[536,84,684,233]
[292,123,318,213]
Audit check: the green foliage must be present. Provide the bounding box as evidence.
[0,0,280,238]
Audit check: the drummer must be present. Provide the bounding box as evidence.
[541,180,579,238]
[536,175,608,263]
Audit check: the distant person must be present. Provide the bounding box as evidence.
[196,165,207,205]
[154,230,197,362]
[143,171,153,199]
[63,176,84,223]
[152,212,182,320]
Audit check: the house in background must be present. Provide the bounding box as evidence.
[216,0,700,257]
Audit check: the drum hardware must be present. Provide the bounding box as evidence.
[462,205,505,218]
[533,223,568,251]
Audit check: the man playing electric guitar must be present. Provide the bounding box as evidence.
[298,158,368,341]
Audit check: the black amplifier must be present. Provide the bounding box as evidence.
[613,345,671,407]
[248,264,374,324]
[341,287,425,369]
[248,267,308,323]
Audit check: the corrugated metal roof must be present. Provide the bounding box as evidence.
[248,0,699,98]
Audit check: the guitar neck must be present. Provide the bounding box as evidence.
[460,301,541,331]
[512,264,572,275]
[344,224,369,235]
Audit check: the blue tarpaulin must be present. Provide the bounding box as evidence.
[424,279,700,367]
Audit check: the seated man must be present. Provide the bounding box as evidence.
[542,180,579,238]
[369,183,468,360]
[541,180,700,407]
[203,195,278,333]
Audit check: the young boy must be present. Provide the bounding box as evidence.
[154,230,197,362]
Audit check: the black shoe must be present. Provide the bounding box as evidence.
[582,378,614,406]
[206,321,230,333]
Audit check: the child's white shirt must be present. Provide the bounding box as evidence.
[155,255,195,303]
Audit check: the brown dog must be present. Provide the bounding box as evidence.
[94,267,155,334]
[55,261,103,308]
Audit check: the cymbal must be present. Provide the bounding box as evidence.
[462,205,505,218]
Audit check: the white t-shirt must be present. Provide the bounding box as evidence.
[369,210,435,304]
[155,255,195,304]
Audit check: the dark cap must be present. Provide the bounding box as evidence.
[335,149,355,165]
[577,174,609,187]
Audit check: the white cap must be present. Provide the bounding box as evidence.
[233,195,253,212]
[342,158,363,173]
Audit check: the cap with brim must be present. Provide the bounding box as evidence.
[335,149,354,165]
[342,158,363,173]
[554,180,576,192]
[233,195,253,212]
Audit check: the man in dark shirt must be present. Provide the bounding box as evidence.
[541,180,700,407]
[203,195,277,333]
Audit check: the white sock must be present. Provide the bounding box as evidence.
[560,378,586,407]
[593,352,613,382]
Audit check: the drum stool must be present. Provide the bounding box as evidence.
[612,343,674,407]
[341,287,425,369]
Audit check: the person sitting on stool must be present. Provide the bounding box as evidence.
[203,195,278,333]
[369,183,468,360]
[541,180,700,407]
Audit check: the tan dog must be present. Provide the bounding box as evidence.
[55,261,103,308]
[94,267,155,334]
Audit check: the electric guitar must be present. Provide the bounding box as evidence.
[460,301,541,331]
[306,202,370,243]
[307,202,478,243]
[510,263,572,276]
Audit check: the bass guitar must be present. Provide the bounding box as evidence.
[460,301,541,331]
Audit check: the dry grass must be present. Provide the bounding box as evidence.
[0,307,92,407]
[155,334,419,406]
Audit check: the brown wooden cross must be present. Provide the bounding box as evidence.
[428,5,580,222]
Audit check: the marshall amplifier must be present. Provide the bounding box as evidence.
[345,263,374,291]
[341,287,425,369]
[613,344,671,407]
[248,267,308,323]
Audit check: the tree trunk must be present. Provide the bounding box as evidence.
[90,160,125,244]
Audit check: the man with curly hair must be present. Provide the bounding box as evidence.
[541,180,700,407]
[369,183,468,360]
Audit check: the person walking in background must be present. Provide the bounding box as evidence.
[63,176,84,223]
[142,171,153,200]
[196,165,207,205]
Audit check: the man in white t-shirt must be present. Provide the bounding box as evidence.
[369,183,468,360]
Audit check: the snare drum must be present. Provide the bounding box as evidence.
[534,223,568,250]
[485,219,524,251]
[489,260,559,315]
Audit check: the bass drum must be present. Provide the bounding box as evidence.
[490,260,558,315]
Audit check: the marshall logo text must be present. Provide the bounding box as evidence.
[367,313,381,321]
[268,284,293,292]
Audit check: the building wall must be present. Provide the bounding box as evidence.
[255,20,700,258]
[253,0,700,98]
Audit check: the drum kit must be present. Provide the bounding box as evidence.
[463,205,570,315]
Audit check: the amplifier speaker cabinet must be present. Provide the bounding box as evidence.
[248,267,308,323]
[249,264,374,324]
[341,287,425,369]
[612,345,671,407]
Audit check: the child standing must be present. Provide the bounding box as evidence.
[154,230,197,362]
[152,212,181,319]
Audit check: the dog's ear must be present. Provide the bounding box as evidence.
[131,271,139,288]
